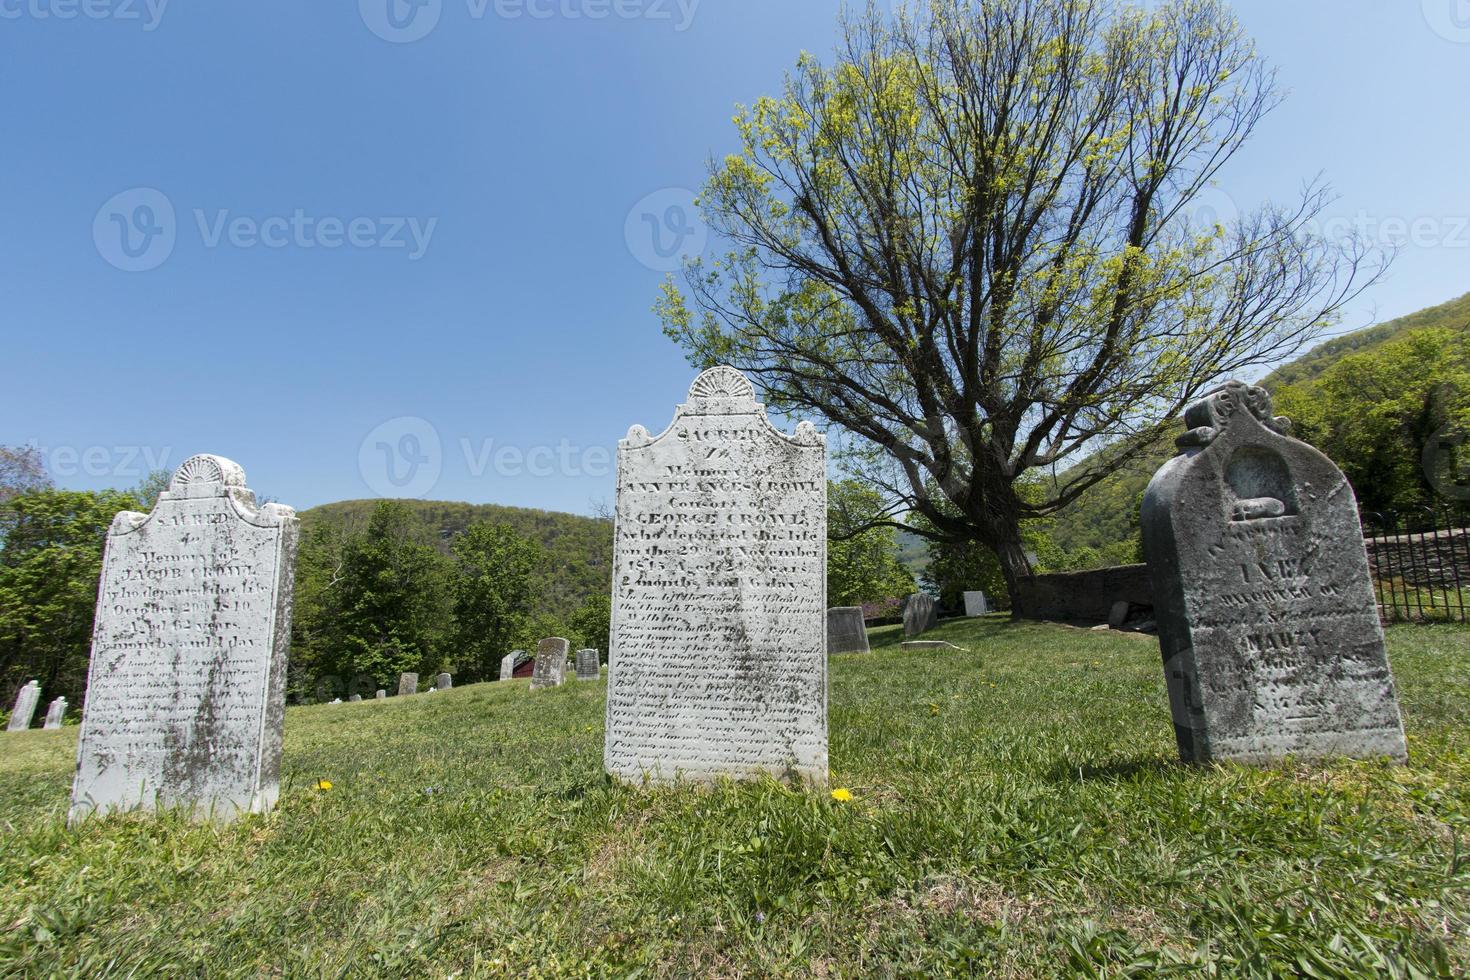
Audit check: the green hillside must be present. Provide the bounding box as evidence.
[1049,291,1470,555]
[3,619,1466,975]
[301,499,613,619]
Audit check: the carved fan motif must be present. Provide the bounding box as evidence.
[169,454,245,490]
[687,366,755,402]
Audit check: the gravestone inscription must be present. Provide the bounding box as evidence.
[7,680,40,732]
[604,366,828,786]
[69,455,298,822]
[826,607,869,655]
[1142,381,1408,764]
[902,593,938,638]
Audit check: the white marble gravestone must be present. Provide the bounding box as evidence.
[1142,382,1408,764]
[826,607,870,655]
[499,651,521,681]
[531,637,569,690]
[963,591,990,617]
[398,673,418,696]
[44,697,67,730]
[902,593,938,638]
[70,455,298,823]
[7,680,40,732]
[375,689,386,700]
[604,366,828,786]
[575,649,600,681]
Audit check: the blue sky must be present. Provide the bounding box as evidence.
[5,0,1468,514]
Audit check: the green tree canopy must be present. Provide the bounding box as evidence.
[451,522,542,682]
[827,479,916,606]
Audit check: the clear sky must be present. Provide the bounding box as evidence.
[4,0,1468,513]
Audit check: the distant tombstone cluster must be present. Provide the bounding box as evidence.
[19,369,1405,828]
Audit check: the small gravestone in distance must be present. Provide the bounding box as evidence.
[1142,381,1408,765]
[605,366,828,786]
[330,698,343,705]
[375,690,386,700]
[902,594,938,638]
[826,607,869,654]
[7,680,40,732]
[70,455,298,823]
[963,591,990,617]
[349,694,362,703]
[531,638,569,690]
[398,673,418,696]
[437,672,452,690]
[499,652,519,681]
[44,697,67,730]
[575,649,600,681]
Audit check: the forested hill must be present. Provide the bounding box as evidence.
[300,499,613,619]
[1261,290,1470,390]
[1049,289,1470,555]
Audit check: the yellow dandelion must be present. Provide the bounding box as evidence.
[315,779,333,791]
[830,788,853,802]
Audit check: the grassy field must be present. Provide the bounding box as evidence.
[2,619,1469,977]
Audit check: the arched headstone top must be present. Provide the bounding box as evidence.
[110,454,295,533]
[622,365,825,447]
[169,454,247,491]
[687,365,756,404]
[1178,381,1293,450]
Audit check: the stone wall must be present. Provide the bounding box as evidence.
[1012,564,1155,623]
[1364,527,1469,591]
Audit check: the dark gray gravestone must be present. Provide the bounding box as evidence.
[826,607,869,654]
[348,694,362,703]
[575,649,600,681]
[398,673,418,696]
[531,637,569,690]
[436,672,452,690]
[1142,381,1407,765]
[902,594,938,638]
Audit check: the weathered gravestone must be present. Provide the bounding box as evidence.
[575,649,600,681]
[375,690,386,700]
[531,637,569,690]
[44,698,67,730]
[436,672,452,690]
[902,593,938,638]
[963,591,990,617]
[7,680,40,732]
[349,694,362,703]
[398,673,418,696]
[499,651,523,681]
[70,455,299,823]
[604,366,828,786]
[1141,381,1408,764]
[826,607,870,655]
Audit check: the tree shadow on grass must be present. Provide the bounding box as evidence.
[1044,754,1185,785]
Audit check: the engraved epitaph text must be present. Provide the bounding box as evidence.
[604,367,828,785]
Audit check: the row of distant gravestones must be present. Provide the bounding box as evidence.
[9,367,1411,825]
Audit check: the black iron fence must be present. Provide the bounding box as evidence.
[1361,506,1470,624]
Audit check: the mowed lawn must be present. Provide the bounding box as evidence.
[2,620,1468,977]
